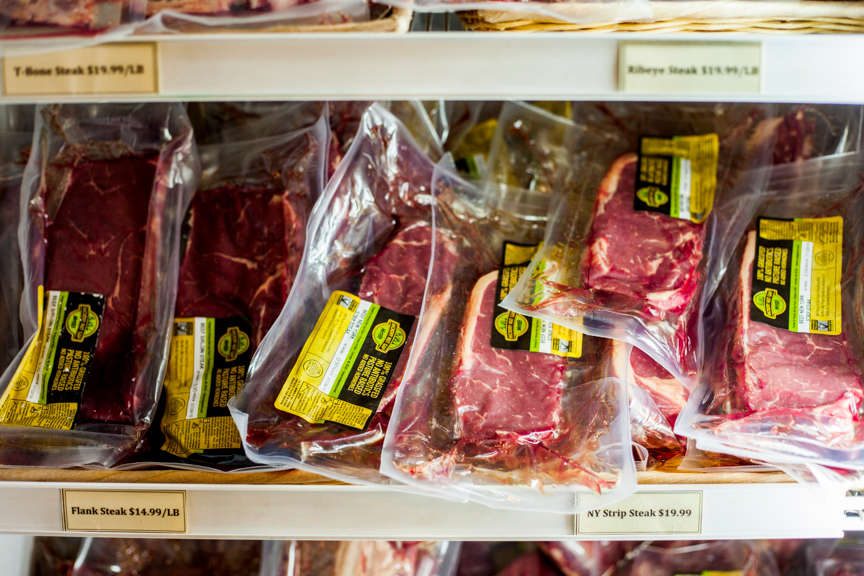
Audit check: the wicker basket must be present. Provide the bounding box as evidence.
[460,1,864,33]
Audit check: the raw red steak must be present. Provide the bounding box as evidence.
[245,223,459,470]
[583,154,705,321]
[2,0,126,29]
[735,231,864,412]
[627,347,688,425]
[175,181,309,347]
[44,154,158,425]
[451,271,567,443]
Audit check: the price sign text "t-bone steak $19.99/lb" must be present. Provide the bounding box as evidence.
[619,42,762,95]
[3,44,158,97]
[576,491,703,536]
[62,489,186,533]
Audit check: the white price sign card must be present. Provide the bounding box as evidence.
[62,489,187,533]
[576,491,702,536]
[619,42,761,95]
[3,43,158,96]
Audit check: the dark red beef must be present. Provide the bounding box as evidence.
[175,182,308,347]
[44,154,157,425]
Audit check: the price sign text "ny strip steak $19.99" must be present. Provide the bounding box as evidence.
[576,491,703,535]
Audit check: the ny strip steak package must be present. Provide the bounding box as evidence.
[0,103,198,468]
[502,104,861,395]
[153,109,329,470]
[677,152,864,475]
[381,161,634,514]
[230,104,455,483]
[614,541,781,576]
[260,540,460,576]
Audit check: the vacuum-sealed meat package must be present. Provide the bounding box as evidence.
[261,540,460,576]
[0,107,32,373]
[677,152,864,474]
[154,110,328,470]
[72,538,262,576]
[503,104,861,392]
[142,0,370,34]
[382,163,634,513]
[230,104,454,482]
[1,0,146,39]
[615,541,780,576]
[0,104,198,468]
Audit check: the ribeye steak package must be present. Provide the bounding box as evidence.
[0,103,197,467]
[677,152,864,474]
[382,161,634,513]
[503,104,861,392]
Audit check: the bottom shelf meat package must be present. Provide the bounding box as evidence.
[381,166,635,513]
[152,107,329,470]
[0,104,198,467]
[261,540,460,576]
[677,152,864,475]
[615,541,780,576]
[229,104,458,482]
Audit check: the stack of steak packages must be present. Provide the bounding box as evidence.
[503,103,864,480]
[381,102,635,513]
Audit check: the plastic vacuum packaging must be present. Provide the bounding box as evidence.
[806,538,864,576]
[142,0,369,33]
[0,107,32,373]
[230,104,453,482]
[501,103,850,396]
[30,536,82,576]
[0,103,198,468]
[381,158,634,513]
[1,0,146,40]
[71,538,262,576]
[614,541,780,576]
[676,151,864,475]
[540,541,633,576]
[261,540,460,576]
[151,108,329,470]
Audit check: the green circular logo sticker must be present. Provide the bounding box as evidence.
[753,288,787,320]
[637,186,670,208]
[372,319,406,354]
[494,311,529,342]
[218,326,250,362]
[65,304,100,343]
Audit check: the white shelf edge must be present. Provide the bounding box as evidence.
[0,481,848,540]
[1,32,864,102]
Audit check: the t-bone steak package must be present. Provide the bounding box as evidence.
[0,103,198,468]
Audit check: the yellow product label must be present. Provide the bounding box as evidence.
[638,134,719,223]
[160,317,250,458]
[4,43,158,97]
[751,217,843,335]
[274,291,415,430]
[491,242,582,358]
[0,287,104,430]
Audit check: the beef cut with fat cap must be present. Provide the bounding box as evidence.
[451,271,567,443]
[736,231,864,412]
